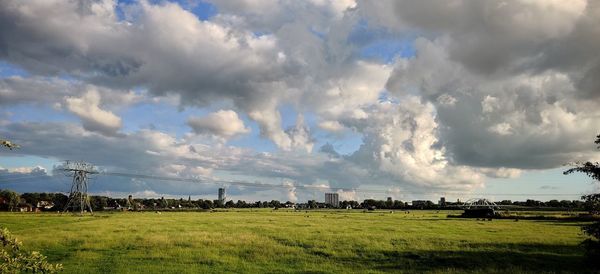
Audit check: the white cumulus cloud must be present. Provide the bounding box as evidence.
[188,110,250,139]
[65,88,122,136]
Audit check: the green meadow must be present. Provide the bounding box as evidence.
[0,210,594,273]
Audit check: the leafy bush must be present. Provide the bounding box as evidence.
[0,227,63,273]
[581,220,600,266]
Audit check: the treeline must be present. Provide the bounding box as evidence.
[496,199,585,208]
[355,199,585,210]
[0,190,68,211]
[0,189,293,211]
[0,189,586,212]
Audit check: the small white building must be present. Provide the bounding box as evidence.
[36,201,54,210]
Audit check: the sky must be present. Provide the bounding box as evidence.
[1,0,599,203]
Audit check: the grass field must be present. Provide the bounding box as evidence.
[0,210,594,273]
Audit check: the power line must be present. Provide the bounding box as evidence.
[0,174,51,180]
[0,169,587,199]
[101,171,586,198]
[0,174,52,184]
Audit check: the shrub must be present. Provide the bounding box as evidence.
[0,227,63,273]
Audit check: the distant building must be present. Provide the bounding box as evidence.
[218,188,226,204]
[439,197,446,207]
[325,193,339,207]
[18,204,32,212]
[36,201,54,210]
[127,195,134,210]
[412,200,429,208]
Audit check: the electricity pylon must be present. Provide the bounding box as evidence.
[61,161,98,214]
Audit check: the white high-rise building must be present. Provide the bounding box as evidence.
[218,188,226,203]
[325,193,339,207]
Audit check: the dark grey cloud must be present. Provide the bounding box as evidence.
[0,121,241,196]
[0,76,140,108]
[0,76,140,137]
[539,185,559,190]
[380,1,591,74]
[0,165,68,193]
[0,1,134,76]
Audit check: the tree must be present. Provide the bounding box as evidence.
[1,139,20,150]
[564,134,600,266]
[269,200,281,208]
[50,193,68,211]
[0,190,20,212]
[21,193,41,207]
[89,196,108,211]
[160,197,168,209]
[392,200,404,209]
[547,199,561,208]
[564,134,600,181]
[236,200,247,208]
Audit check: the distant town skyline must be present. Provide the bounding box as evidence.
[1,0,599,202]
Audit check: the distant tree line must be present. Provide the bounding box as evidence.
[357,199,585,210]
[0,189,588,212]
[496,199,585,208]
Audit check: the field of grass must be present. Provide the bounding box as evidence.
[0,210,594,273]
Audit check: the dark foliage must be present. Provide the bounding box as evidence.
[564,161,600,181]
[581,222,600,266]
[563,134,600,181]
[581,194,600,215]
[564,134,600,266]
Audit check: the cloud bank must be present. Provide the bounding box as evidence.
[1,0,599,200]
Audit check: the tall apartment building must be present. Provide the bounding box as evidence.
[218,188,226,204]
[325,193,339,207]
